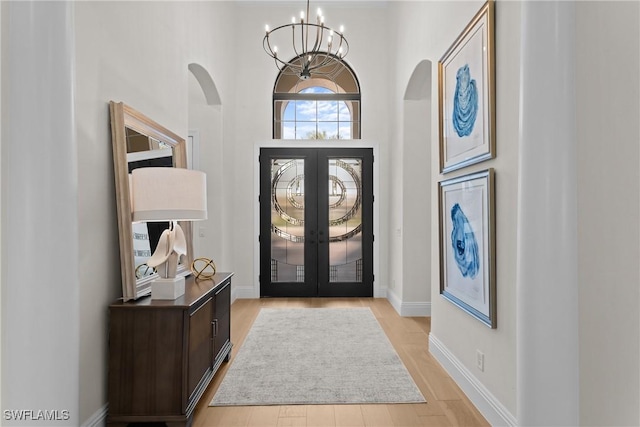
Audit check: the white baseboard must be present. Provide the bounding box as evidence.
[400,301,431,316]
[374,286,387,298]
[81,404,107,427]
[386,289,431,316]
[429,333,517,426]
[387,288,402,313]
[232,285,258,301]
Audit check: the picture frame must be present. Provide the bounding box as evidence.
[438,0,495,174]
[438,168,496,328]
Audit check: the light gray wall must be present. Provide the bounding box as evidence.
[576,1,640,424]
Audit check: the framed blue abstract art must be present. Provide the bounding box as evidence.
[439,169,496,328]
[438,0,495,174]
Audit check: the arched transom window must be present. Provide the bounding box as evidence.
[273,54,361,139]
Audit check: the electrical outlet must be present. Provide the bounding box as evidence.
[476,350,484,372]
[199,227,206,238]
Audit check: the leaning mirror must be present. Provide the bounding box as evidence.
[110,101,193,301]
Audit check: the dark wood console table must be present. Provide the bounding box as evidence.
[107,272,233,427]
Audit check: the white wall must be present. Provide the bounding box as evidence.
[188,68,228,271]
[74,1,236,422]
[517,2,579,423]
[392,1,640,425]
[0,0,3,412]
[391,0,520,422]
[402,79,431,307]
[576,1,640,424]
[1,2,79,424]
[388,57,433,314]
[516,2,640,424]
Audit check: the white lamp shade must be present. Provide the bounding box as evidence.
[131,167,207,222]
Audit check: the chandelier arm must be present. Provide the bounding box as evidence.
[264,35,293,69]
[333,36,342,57]
[334,35,346,58]
[309,25,335,72]
[264,34,276,58]
[300,21,307,63]
[305,0,310,54]
[308,56,339,74]
[340,36,350,57]
[274,57,283,71]
[324,50,338,66]
[268,46,297,70]
[291,24,302,63]
[309,55,332,72]
[263,1,349,79]
[310,23,323,55]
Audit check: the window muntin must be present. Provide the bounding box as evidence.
[273,55,360,139]
[281,89,353,139]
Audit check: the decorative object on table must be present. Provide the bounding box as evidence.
[134,263,155,279]
[438,168,496,328]
[210,307,425,406]
[263,0,348,80]
[131,167,207,299]
[438,0,495,174]
[191,257,217,280]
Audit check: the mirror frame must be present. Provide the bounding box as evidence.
[110,101,194,301]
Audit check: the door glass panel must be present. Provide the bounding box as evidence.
[271,158,305,282]
[328,158,363,282]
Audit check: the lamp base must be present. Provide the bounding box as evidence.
[151,276,185,300]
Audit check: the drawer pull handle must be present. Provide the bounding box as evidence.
[211,319,218,336]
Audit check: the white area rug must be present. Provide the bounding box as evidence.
[210,307,425,406]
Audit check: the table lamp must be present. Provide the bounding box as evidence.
[131,167,207,299]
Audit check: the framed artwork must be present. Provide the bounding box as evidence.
[438,169,496,328]
[438,0,495,174]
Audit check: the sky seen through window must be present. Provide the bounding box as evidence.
[282,87,352,139]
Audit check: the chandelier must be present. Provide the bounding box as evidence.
[263,0,349,80]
